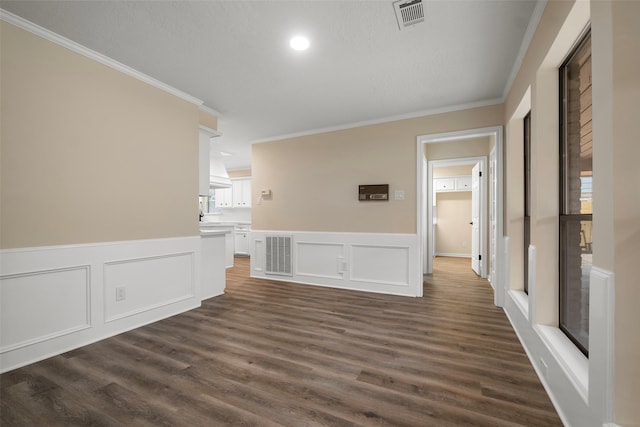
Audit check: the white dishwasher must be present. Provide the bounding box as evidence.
[234,224,251,256]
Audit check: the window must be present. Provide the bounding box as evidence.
[559,30,592,356]
[523,111,531,295]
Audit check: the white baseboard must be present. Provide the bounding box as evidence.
[434,252,471,258]
[250,231,421,297]
[0,236,206,373]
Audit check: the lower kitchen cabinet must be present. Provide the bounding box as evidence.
[234,231,250,256]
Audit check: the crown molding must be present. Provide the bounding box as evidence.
[198,104,221,117]
[252,98,503,144]
[0,9,203,107]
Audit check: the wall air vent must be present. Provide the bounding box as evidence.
[393,0,424,30]
[265,235,292,276]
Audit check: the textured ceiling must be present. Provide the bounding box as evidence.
[2,0,540,169]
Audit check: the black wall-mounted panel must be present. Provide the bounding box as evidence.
[359,184,389,201]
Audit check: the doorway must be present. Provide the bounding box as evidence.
[417,126,504,307]
[431,157,486,277]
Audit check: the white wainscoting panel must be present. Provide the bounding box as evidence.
[589,267,615,425]
[253,239,264,273]
[104,253,194,322]
[296,242,345,280]
[251,231,420,297]
[201,233,226,300]
[351,245,409,287]
[0,236,204,373]
[1,266,90,352]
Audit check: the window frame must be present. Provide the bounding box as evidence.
[523,111,531,295]
[558,29,592,357]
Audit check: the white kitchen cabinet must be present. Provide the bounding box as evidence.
[456,176,472,190]
[434,176,472,192]
[232,178,252,208]
[435,178,455,191]
[214,187,233,208]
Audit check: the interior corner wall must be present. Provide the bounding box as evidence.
[0,21,200,249]
[251,104,503,234]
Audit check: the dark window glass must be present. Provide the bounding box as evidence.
[559,30,592,356]
[524,111,531,295]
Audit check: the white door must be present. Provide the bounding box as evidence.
[471,163,481,276]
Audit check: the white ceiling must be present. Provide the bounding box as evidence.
[2,0,541,170]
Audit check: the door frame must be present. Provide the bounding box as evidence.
[429,156,487,277]
[417,126,505,307]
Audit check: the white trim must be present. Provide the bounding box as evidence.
[589,267,615,425]
[417,126,504,306]
[102,252,196,323]
[199,125,223,138]
[0,9,203,107]
[253,98,502,145]
[434,253,471,258]
[198,104,221,117]
[535,324,589,403]
[0,265,92,353]
[527,244,536,323]
[251,231,420,297]
[510,289,529,319]
[430,156,487,278]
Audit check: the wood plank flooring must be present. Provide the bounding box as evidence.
[1,256,561,426]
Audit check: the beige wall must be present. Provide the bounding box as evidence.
[435,192,472,255]
[424,136,491,161]
[252,104,503,233]
[228,169,252,178]
[0,22,200,249]
[433,165,473,178]
[198,110,218,130]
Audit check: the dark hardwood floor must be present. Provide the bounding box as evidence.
[1,256,561,426]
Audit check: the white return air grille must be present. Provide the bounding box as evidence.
[393,0,424,30]
[265,235,292,276]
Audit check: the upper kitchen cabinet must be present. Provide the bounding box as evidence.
[232,178,252,208]
[214,187,233,208]
[434,176,472,192]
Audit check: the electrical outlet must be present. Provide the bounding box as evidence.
[116,286,126,302]
[540,357,548,378]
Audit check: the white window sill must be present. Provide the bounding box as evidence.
[535,324,589,403]
[510,290,529,319]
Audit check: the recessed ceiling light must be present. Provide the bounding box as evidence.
[289,36,309,51]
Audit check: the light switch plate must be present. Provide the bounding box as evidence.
[394,190,405,200]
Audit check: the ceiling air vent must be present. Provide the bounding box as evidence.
[393,0,424,30]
